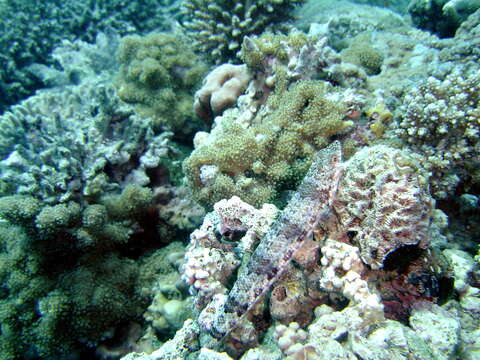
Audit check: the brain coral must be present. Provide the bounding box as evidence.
[181,0,305,64]
[333,145,433,269]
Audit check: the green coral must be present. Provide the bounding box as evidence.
[0,184,165,359]
[341,35,384,75]
[408,0,480,37]
[239,31,310,70]
[115,33,207,137]
[181,0,305,64]
[0,195,41,224]
[184,80,352,208]
[35,202,81,236]
[102,184,153,219]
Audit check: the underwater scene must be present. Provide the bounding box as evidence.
[0,0,479,359]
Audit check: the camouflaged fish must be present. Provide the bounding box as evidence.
[211,141,343,339]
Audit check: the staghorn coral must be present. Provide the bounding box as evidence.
[115,32,208,137]
[0,0,181,112]
[393,66,480,198]
[180,0,305,64]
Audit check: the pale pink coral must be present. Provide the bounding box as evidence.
[194,64,251,122]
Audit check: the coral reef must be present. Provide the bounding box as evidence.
[0,80,179,203]
[0,35,191,204]
[0,0,181,112]
[121,319,200,360]
[182,196,278,309]
[3,1,480,359]
[140,242,193,340]
[333,145,432,269]
[0,185,153,358]
[174,142,462,358]
[439,8,480,64]
[340,34,384,75]
[293,0,407,38]
[180,0,305,63]
[183,30,375,209]
[0,186,198,359]
[115,32,208,137]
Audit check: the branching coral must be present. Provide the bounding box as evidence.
[180,0,305,63]
[0,184,162,359]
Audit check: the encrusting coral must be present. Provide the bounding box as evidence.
[194,64,251,123]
